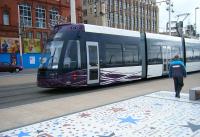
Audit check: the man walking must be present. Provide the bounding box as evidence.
[169,55,187,98]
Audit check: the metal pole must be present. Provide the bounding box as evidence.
[195,7,199,36]
[70,0,76,23]
[18,5,23,66]
[195,8,197,36]
[169,0,171,35]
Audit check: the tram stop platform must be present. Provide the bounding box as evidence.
[0,91,200,137]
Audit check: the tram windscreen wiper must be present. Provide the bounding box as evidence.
[50,48,57,68]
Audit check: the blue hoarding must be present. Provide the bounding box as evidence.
[0,53,42,69]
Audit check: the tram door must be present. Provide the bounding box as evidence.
[162,46,171,74]
[86,42,99,85]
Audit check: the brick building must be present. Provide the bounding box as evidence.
[0,0,82,68]
[83,0,159,33]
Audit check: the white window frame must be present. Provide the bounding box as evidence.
[35,6,46,28]
[19,3,32,27]
[3,10,9,25]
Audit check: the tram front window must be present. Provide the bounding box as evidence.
[40,41,64,69]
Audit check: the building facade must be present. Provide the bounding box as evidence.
[0,0,82,68]
[83,0,159,33]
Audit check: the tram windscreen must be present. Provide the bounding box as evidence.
[39,40,63,69]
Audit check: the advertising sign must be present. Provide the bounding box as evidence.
[23,38,41,53]
[29,56,35,64]
[0,37,20,53]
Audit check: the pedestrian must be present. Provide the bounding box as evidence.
[169,55,187,98]
[1,40,8,53]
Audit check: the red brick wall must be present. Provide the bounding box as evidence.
[0,0,82,51]
[0,0,82,39]
[0,0,18,38]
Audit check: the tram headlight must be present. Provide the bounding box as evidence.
[41,57,47,64]
[52,65,58,69]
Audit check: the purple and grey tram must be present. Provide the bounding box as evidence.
[37,23,200,88]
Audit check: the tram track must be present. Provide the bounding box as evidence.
[0,84,36,96]
[0,72,199,109]
[0,83,97,109]
[0,84,51,109]
[0,79,162,109]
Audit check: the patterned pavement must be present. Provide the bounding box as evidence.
[0,91,200,137]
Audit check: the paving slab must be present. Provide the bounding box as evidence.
[0,69,37,86]
[0,91,200,137]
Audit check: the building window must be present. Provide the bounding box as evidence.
[22,32,26,38]
[27,32,33,39]
[84,20,88,24]
[83,0,87,5]
[119,0,123,25]
[143,18,145,30]
[42,32,47,50]
[19,3,32,27]
[110,13,114,26]
[83,9,87,16]
[35,6,46,28]
[36,32,42,39]
[124,14,127,27]
[153,20,156,31]
[127,15,129,28]
[49,8,59,26]
[116,13,119,24]
[3,10,9,25]
[119,14,123,25]
[131,16,134,30]
[140,17,142,29]
[42,32,47,40]
[151,11,153,18]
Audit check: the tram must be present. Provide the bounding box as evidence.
[37,23,200,88]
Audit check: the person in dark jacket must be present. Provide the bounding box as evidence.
[169,55,186,98]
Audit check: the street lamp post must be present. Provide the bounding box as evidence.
[70,0,76,23]
[168,0,171,35]
[166,0,174,35]
[195,7,199,36]
[156,0,174,35]
[17,5,23,66]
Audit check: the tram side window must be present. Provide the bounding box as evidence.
[193,47,200,61]
[187,46,200,62]
[186,47,193,62]
[171,47,182,60]
[104,43,123,67]
[148,45,162,65]
[123,44,139,66]
[63,40,78,70]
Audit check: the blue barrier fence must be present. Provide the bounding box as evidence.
[0,53,42,69]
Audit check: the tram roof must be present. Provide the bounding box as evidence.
[185,38,200,44]
[84,24,140,37]
[146,32,182,42]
